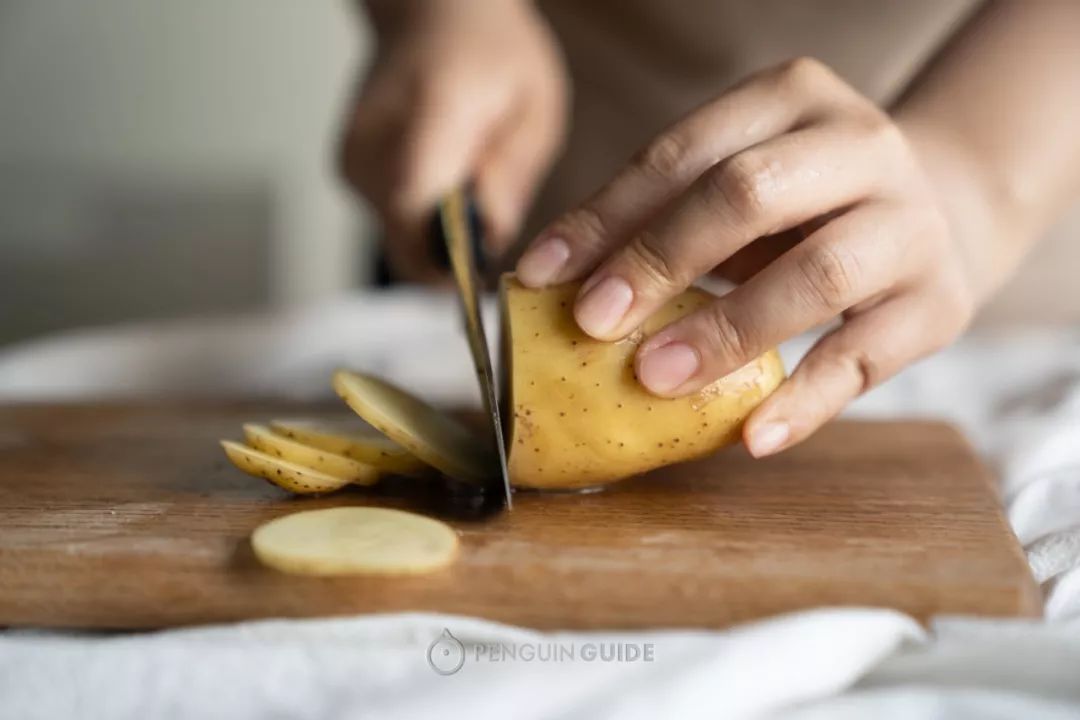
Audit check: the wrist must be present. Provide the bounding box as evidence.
[896,115,1031,304]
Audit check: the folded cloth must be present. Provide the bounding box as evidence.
[0,609,922,720]
[2,609,1079,720]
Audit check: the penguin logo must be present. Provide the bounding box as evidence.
[427,628,466,675]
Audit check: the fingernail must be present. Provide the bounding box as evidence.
[638,342,700,394]
[748,421,790,457]
[516,237,570,287]
[574,276,633,337]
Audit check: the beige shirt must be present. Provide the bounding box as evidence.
[530,0,1079,325]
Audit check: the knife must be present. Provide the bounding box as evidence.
[435,187,513,510]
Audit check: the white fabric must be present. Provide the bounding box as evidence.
[1,291,1079,720]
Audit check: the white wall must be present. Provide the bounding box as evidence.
[0,0,373,313]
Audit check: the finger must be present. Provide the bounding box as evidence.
[575,122,899,341]
[713,231,800,284]
[343,74,508,282]
[741,287,972,457]
[341,97,447,283]
[474,89,566,254]
[395,82,502,221]
[633,202,910,395]
[516,57,853,287]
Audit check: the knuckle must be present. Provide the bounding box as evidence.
[625,232,683,288]
[553,205,610,254]
[845,350,882,395]
[634,132,695,183]
[808,345,882,396]
[777,56,831,90]
[707,152,772,221]
[854,109,905,151]
[796,241,862,309]
[702,303,754,366]
[867,112,902,144]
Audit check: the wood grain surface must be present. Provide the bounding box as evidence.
[0,401,1040,630]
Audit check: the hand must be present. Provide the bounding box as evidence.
[340,0,568,282]
[515,57,978,457]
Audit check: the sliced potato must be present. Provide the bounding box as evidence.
[501,275,786,489]
[220,440,353,495]
[242,424,380,486]
[268,419,426,475]
[332,370,495,484]
[251,506,459,576]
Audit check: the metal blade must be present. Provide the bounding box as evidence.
[438,187,512,509]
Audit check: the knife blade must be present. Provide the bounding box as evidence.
[437,187,513,510]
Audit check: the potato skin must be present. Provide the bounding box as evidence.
[220,441,353,495]
[269,420,427,476]
[244,424,381,486]
[502,276,785,489]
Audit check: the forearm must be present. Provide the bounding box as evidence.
[893,0,1080,301]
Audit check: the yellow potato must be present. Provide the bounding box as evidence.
[332,370,496,485]
[268,419,426,476]
[220,440,353,495]
[251,506,459,576]
[242,424,380,486]
[500,276,785,489]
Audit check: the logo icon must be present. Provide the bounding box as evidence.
[427,628,466,675]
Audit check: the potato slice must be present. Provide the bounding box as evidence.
[332,370,496,484]
[268,419,426,475]
[220,440,353,495]
[242,424,380,486]
[501,275,785,489]
[251,506,459,575]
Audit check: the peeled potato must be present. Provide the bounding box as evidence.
[220,440,353,495]
[501,276,785,489]
[251,506,459,575]
[242,424,380,486]
[269,419,426,475]
[332,370,496,484]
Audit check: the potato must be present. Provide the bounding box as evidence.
[251,506,459,576]
[268,419,426,476]
[500,276,785,489]
[220,440,354,495]
[242,424,381,486]
[332,370,496,485]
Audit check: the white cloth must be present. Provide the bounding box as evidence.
[0,610,925,720]
[1,292,1079,720]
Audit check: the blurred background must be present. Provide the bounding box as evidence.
[0,1,371,346]
[2,0,1078,351]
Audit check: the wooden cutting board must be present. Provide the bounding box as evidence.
[0,402,1039,630]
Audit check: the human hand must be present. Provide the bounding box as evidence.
[515,57,979,457]
[340,0,568,282]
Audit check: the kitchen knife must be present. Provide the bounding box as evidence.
[436,187,513,509]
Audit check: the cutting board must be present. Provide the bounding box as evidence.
[0,402,1039,630]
